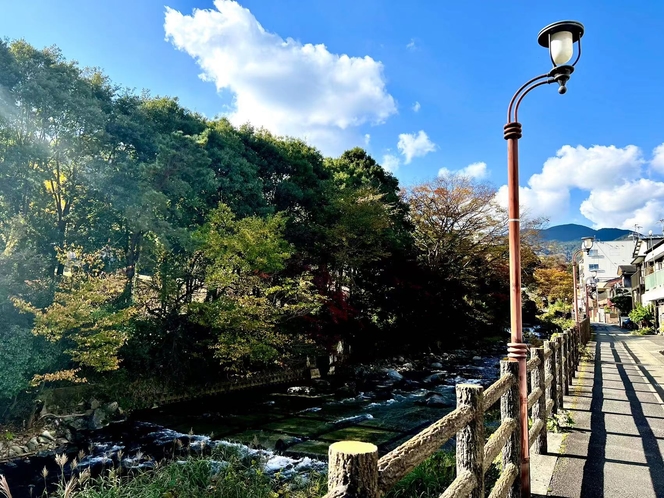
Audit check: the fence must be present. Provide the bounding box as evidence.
[323,318,590,498]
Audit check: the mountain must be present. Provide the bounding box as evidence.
[539,223,633,242]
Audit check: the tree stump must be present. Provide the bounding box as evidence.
[328,441,379,498]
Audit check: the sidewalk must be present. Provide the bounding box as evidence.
[544,323,664,498]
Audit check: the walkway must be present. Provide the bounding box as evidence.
[546,323,664,497]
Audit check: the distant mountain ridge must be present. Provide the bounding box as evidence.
[539,223,632,242]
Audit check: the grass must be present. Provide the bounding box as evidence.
[384,450,456,497]
[3,415,509,498]
[3,444,503,498]
[547,410,575,433]
[630,327,655,336]
[16,445,327,498]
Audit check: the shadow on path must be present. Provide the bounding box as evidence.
[577,327,664,498]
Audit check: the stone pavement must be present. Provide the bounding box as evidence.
[544,323,664,497]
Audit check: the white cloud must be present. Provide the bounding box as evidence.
[438,161,488,180]
[651,143,664,174]
[580,179,664,230]
[495,142,664,232]
[495,184,570,221]
[364,134,371,146]
[412,101,421,112]
[397,130,436,164]
[382,154,400,173]
[406,39,416,50]
[528,144,643,192]
[164,0,396,155]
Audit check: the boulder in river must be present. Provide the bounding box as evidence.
[430,362,443,369]
[40,430,55,441]
[27,437,39,452]
[423,372,447,384]
[424,392,452,408]
[8,446,24,457]
[382,368,403,382]
[287,386,316,395]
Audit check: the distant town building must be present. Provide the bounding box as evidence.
[580,240,635,323]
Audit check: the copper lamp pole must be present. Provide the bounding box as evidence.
[504,20,585,497]
[574,237,595,326]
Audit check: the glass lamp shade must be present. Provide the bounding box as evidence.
[582,237,594,251]
[550,31,574,65]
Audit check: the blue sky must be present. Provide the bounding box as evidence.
[4,1,664,231]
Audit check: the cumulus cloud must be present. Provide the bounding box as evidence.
[528,144,643,192]
[496,142,664,232]
[407,39,416,50]
[438,161,488,180]
[164,0,396,154]
[412,101,421,112]
[651,143,664,174]
[397,130,436,164]
[382,154,401,173]
[364,134,371,146]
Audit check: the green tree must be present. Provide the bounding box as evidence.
[192,204,321,371]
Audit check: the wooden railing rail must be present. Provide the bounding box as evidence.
[324,318,591,498]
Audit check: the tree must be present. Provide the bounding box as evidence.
[191,204,322,371]
[13,250,137,378]
[532,267,573,305]
[611,294,633,316]
[629,303,654,329]
[401,174,545,345]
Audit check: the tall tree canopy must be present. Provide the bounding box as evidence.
[0,40,554,416]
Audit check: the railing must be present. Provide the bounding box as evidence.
[645,268,664,292]
[323,319,589,498]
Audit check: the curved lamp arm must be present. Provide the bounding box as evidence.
[506,65,575,124]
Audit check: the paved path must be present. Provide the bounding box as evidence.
[547,323,664,497]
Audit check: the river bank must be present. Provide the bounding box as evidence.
[0,342,505,497]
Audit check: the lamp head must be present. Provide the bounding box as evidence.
[582,236,594,253]
[538,21,584,94]
[538,21,585,65]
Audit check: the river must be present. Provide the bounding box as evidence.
[0,350,502,497]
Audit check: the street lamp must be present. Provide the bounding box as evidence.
[573,236,594,327]
[591,270,599,320]
[504,20,585,497]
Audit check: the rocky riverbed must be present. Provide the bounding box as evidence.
[0,344,504,497]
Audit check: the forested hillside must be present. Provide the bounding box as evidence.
[0,40,545,418]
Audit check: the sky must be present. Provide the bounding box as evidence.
[3,0,664,232]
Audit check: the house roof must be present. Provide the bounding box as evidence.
[618,264,637,276]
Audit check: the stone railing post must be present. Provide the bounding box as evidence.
[328,441,379,498]
[531,347,547,454]
[561,332,569,396]
[456,384,484,498]
[554,336,564,410]
[544,340,557,415]
[572,327,579,373]
[501,360,521,498]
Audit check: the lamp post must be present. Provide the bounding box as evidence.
[591,269,599,320]
[573,236,595,327]
[504,20,585,497]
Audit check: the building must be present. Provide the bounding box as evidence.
[632,237,664,329]
[580,240,635,322]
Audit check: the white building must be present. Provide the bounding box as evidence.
[581,240,635,282]
[580,240,635,322]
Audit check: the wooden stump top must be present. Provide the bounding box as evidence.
[330,441,378,455]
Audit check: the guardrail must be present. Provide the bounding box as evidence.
[323,319,589,498]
